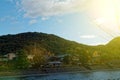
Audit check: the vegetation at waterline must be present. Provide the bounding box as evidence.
[0,32,120,70]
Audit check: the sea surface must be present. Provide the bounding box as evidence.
[0,70,120,80]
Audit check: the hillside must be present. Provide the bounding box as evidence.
[104,37,120,58]
[0,32,91,55]
[0,32,120,69]
[107,37,120,47]
[0,32,120,57]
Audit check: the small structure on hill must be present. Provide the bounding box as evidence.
[5,53,16,60]
[47,56,63,67]
[27,54,34,60]
[48,61,62,67]
[0,53,16,62]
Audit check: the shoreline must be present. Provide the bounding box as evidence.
[0,68,120,78]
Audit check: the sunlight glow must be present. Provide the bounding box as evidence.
[85,0,120,35]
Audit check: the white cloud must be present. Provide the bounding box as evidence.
[0,16,20,25]
[41,17,49,21]
[80,35,96,39]
[89,42,106,45]
[20,0,86,18]
[0,16,16,22]
[29,19,37,25]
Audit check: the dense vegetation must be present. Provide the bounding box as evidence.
[0,32,89,55]
[0,32,120,69]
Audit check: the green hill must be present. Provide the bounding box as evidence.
[0,32,91,55]
[0,32,120,58]
[0,32,120,68]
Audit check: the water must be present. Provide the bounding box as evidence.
[0,70,120,80]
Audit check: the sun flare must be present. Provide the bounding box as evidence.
[85,0,120,35]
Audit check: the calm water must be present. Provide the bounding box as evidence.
[0,70,120,80]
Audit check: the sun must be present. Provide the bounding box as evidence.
[86,0,120,35]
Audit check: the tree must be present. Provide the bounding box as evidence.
[63,55,72,64]
[32,47,48,68]
[79,50,89,65]
[15,50,29,69]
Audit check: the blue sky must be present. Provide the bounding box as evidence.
[0,0,119,45]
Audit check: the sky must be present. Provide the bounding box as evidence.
[0,0,120,45]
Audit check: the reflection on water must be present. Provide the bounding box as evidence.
[0,70,120,80]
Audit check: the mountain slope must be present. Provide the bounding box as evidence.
[105,37,120,55]
[0,32,120,68]
[0,32,90,55]
[0,32,120,59]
